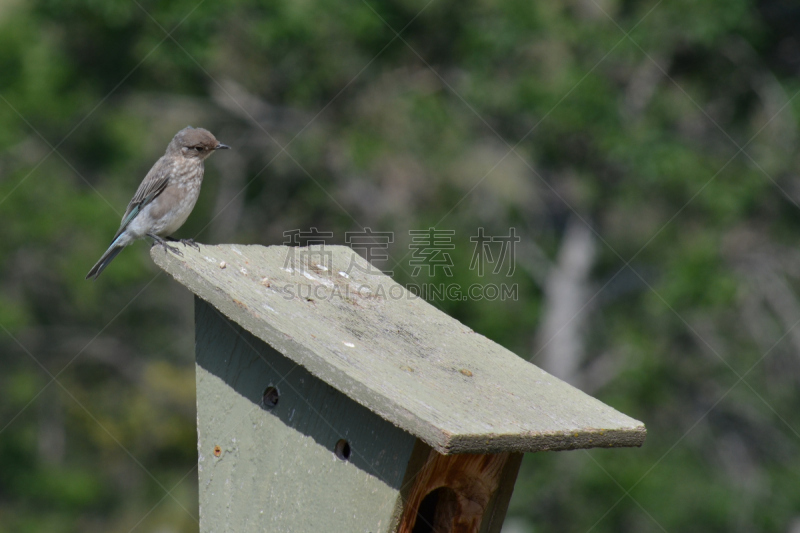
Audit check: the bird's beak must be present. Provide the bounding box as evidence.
[216,143,230,150]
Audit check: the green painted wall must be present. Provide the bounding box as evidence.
[195,297,417,532]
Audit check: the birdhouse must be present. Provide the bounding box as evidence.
[151,244,645,533]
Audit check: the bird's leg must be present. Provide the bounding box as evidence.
[166,235,200,250]
[148,233,183,256]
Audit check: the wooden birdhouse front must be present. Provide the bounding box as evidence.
[151,244,646,533]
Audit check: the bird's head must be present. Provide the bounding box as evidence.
[168,126,230,160]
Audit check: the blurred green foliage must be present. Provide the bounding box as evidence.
[2,0,800,531]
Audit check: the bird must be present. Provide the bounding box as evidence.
[86,126,229,280]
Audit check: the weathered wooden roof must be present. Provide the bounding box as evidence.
[152,244,645,454]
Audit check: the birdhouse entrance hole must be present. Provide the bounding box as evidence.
[412,486,460,533]
[398,446,523,533]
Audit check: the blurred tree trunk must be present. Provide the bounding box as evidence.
[533,218,596,386]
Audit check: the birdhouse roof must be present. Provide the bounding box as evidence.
[152,244,645,454]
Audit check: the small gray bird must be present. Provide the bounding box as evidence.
[86,126,229,280]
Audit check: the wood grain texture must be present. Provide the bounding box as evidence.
[153,243,646,454]
[396,443,522,533]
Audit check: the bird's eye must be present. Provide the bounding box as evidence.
[194,146,203,151]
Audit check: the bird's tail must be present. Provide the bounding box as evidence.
[85,245,124,280]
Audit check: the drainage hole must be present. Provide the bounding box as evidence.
[334,439,351,461]
[262,386,280,409]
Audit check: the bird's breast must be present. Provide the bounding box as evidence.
[146,166,205,236]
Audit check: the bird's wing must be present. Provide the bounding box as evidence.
[111,157,172,244]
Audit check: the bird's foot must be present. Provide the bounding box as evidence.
[148,234,183,256]
[166,236,200,250]
[180,238,200,250]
